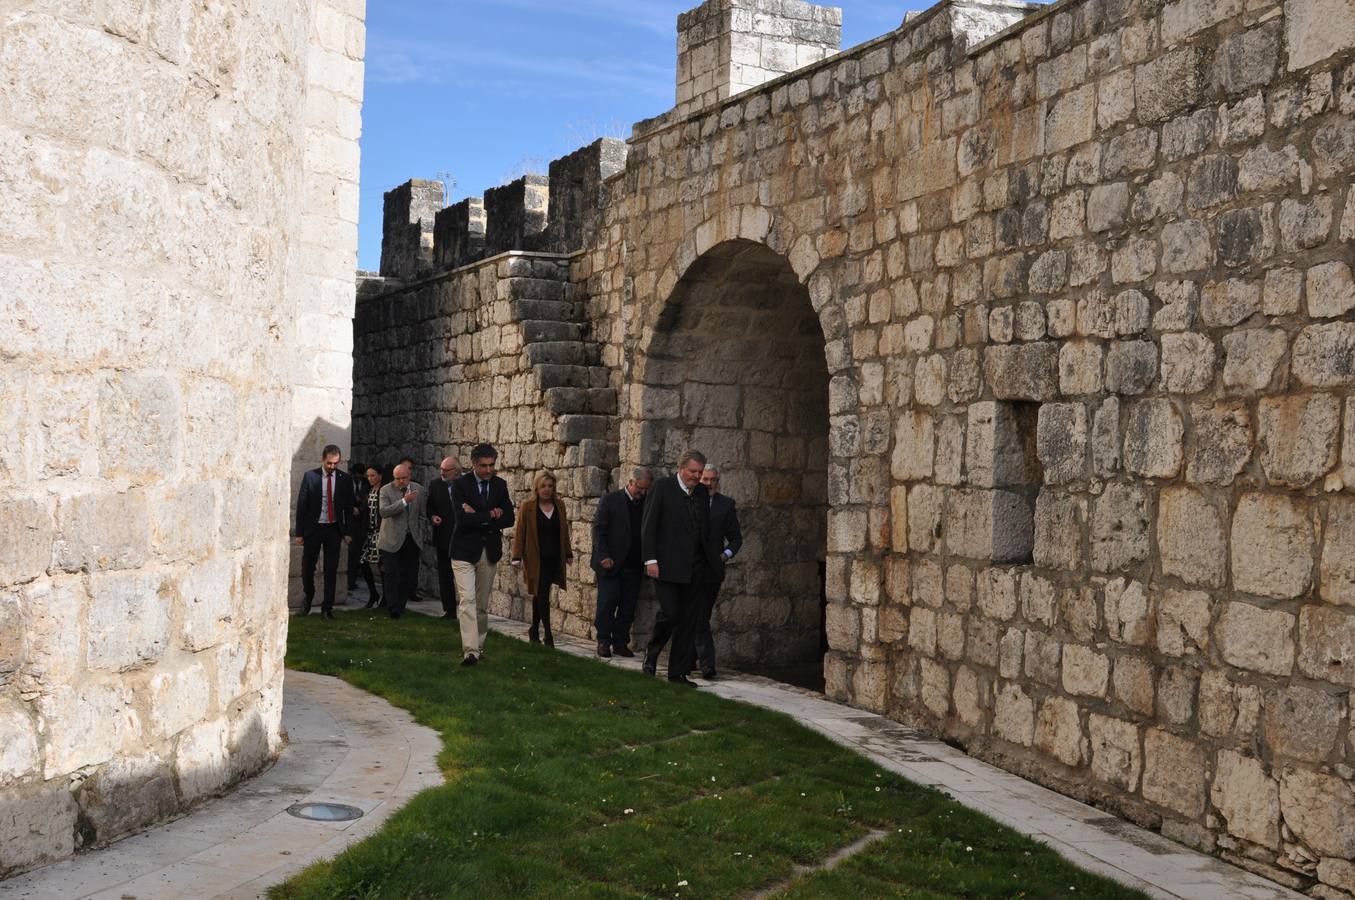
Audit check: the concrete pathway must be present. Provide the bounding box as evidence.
[454,605,1302,900]
[0,670,442,900]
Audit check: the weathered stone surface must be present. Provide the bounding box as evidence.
[1123,399,1183,478]
[0,495,54,588]
[1104,577,1154,645]
[983,343,1059,400]
[1062,644,1109,698]
[1157,488,1226,587]
[1294,324,1355,387]
[1322,497,1355,607]
[0,779,78,876]
[1257,394,1340,488]
[995,683,1035,747]
[1158,332,1215,393]
[1088,713,1141,790]
[1035,696,1086,767]
[945,488,1034,564]
[1036,403,1087,484]
[1262,684,1342,763]
[1298,605,1355,687]
[1034,491,1084,570]
[1309,262,1355,318]
[1143,728,1207,817]
[1221,328,1288,392]
[1186,402,1252,484]
[1216,601,1296,676]
[1157,589,1212,657]
[1280,768,1355,857]
[1091,484,1151,573]
[77,752,180,844]
[1231,493,1314,600]
[0,699,38,786]
[1211,750,1280,849]
[1285,0,1355,71]
[1105,340,1159,395]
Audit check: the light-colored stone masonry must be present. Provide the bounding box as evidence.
[0,0,364,877]
[361,0,1355,891]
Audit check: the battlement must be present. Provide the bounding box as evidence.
[379,137,628,282]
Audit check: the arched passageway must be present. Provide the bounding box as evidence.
[638,240,829,687]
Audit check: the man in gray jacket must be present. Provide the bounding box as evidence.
[378,461,424,619]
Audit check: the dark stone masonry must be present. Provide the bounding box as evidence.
[355,0,1355,892]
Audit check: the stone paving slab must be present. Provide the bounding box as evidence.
[0,670,442,900]
[452,606,1303,900]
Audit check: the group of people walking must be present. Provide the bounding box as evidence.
[295,444,741,685]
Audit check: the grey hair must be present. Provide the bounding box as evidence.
[703,463,719,475]
[676,449,707,469]
[629,466,653,484]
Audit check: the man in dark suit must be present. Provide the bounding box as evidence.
[426,455,461,619]
[693,464,743,679]
[641,449,720,686]
[293,444,355,620]
[591,466,652,659]
[450,443,515,666]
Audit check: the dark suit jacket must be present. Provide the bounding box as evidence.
[707,493,743,584]
[591,487,643,575]
[425,477,459,550]
[640,475,719,585]
[295,468,356,540]
[450,473,515,564]
[352,481,375,543]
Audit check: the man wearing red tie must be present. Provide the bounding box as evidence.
[293,444,356,619]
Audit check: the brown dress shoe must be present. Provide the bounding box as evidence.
[596,641,612,658]
[612,645,635,658]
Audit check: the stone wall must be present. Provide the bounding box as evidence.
[360,0,1355,891]
[0,0,365,877]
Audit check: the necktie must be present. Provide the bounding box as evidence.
[480,480,489,502]
[326,474,335,523]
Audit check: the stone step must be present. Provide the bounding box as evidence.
[555,414,613,444]
[521,319,584,343]
[512,298,573,322]
[526,341,588,366]
[534,364,593,389]
[543,386,619,415]
[508,277,567,302]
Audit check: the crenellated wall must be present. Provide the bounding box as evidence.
[0,0,365,878]
[358,0,1355,891]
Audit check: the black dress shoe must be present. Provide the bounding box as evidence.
[389,610,402,619]
[701,670,717,680]
[441,611,455,619]
[596,642,612,658]
[321,610,336,620]
[544,634,554,648]
[667,676,698,688]
[461,654,478,667]
[299,598,313,616]
[642,662,656,677]
[613,645,635,658]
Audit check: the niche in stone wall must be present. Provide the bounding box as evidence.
[956,400,1041,564]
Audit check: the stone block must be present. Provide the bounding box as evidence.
[1201,278,1260,328]
[1280,768,1355,858]
[97,373,182,481]
[1105,340,1158,395]
[86,570,170,672]
[907,484,942,554]
[1158,333,1215,394]
[966,401,1039,488]
[1157,487,1226,588]
[1087,182,1129,232]
[1035,696,1085,767]
[1062,644,1109,698]
[1186,402,1252,486]
[76,751,179,845]
[891,411,934,481]
[1157,589,1212,657]
[994,683,1034,746]
[1142,728,1207,817]
[983,343,1058,401]
[1123,399,1183,478]
[1294,324,1355,387]
[1136,47,1207,123]
[1157,665,1197,725]
[1059,341,1104,395]
[175,715,231,802]
[1216,601,1296,676]
[1231,493,1314,600]
[1263,683,1343,763]
[1298,605,1355,687]
[1309,262,1355,318]
[1212,22,1280,95]
[0,494,53,588]
[1286,0,1355,71]
[55,489,149,573]
[0,698,38,786]
[1212,749,1280,849]
[1222,328,1288,392]
[148,662,211,739]
[1036,403,1087,485]
[1322,497,1355,607]
[944,488,1034,564]
[1257,394,1340,488]
[38,681,141,777]
[1114,656,1157,715]
[1104,577,1154,645]
[1092,398,1121,475]
[0,780,78,876]
[1034,491,1084,570]
[1091,484,1150,573]
[1089,713,1141,791]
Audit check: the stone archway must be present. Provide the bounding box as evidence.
[637,239,829,687]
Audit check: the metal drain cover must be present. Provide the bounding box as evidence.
[286,802,364,822]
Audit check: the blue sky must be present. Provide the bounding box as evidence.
[357,1,924,271]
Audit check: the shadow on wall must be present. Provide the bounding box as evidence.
[287,417,353,610]
[0,697,274,878]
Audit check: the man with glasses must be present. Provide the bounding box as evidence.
[293,444,355,619]
[426,455,461,619]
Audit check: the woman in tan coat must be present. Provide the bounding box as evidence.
[510,472,573,646]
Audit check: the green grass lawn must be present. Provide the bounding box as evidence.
[273,609,1147,900]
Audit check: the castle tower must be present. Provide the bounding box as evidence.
[675,0,842,118]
